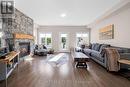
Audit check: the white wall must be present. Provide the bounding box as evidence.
[33,23,39,44]
[37,26,90,52]
[0,19,6,47]
[89,3,130,48]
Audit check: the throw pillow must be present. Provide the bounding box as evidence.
[95,43,101,51]
[91,43,96,50]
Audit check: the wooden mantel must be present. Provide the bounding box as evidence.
[14,33,34,40]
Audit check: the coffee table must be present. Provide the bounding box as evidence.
[72,52,89,68]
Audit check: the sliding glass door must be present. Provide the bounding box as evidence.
[59,33,69,51]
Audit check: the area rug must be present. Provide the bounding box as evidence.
[46,53,69,67]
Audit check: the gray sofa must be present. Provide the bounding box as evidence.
[83,43,130,69]
[34,45,48,56]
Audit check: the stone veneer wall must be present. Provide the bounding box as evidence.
[2,8,34,52]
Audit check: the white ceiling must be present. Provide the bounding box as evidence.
[15,0,121,25]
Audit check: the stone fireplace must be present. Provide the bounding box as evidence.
[19,42,30,58]
[1,9,34,58]
[14,38,34,58]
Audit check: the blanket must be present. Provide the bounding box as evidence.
[105,48,120,71]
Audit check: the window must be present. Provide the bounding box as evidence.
[76,33,89,47]
[40,33,52,48]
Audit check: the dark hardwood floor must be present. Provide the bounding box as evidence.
[0,53,130,87]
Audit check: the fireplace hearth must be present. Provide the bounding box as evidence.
[19,42,30,58]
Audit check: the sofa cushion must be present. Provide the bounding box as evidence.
[120,53,130,60]
[111,46,130,53]
[99,44,110,52]
[117,48,130,53]
[43,45,47,49]
[91,50,104,62]
[122,49,130,53]
[83,49,92,55]
[91,50,100,58]
[117,48,124,53]
[99,44,110,57]
[35,45,38,50]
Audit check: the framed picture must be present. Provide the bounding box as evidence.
[99,24,114,40]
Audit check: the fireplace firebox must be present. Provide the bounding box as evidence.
[19,42,30,58]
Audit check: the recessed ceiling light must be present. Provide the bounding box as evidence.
[60,13,66,18]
